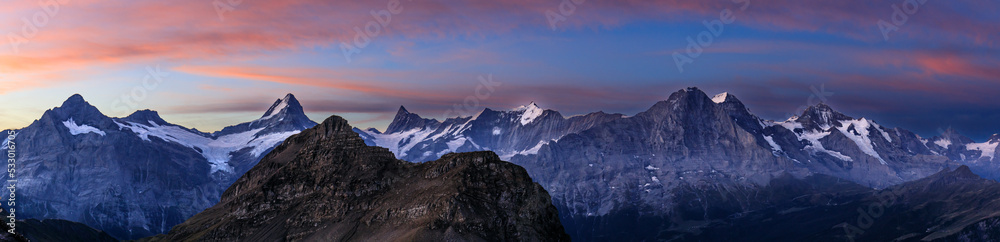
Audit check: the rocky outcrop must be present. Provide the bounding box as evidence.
[155,115,569,241]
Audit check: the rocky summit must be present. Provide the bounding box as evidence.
[152,115,569,241]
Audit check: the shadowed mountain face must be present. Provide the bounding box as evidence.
[17,219,118,242]
[0,93,316,240]
[154,115,569,241]
[690,166,1000,242]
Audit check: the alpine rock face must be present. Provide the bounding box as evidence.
[356,103,624,162]
[153,115,570,241]
[0,93,316,240]
[371,87,984,240]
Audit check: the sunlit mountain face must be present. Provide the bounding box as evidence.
[1,0,998,241]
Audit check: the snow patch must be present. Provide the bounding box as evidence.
[645,165,660,171]
[63,118,106,136]
[763,135,782,152]
[499,140,549,160]
[651,176,660,182]
[871,122,892,143]
[260,95,292,120]
[711,92,729,103]
[798,130,853,162]
[446,137,468,152]
[966,141,999,161]
[776,117,804,131]
[492,127,501,135]
[360,127,436,158]
[515,102,544,125]
[934,139,952,149]
[114,120,299,174]
[836,119,886,165]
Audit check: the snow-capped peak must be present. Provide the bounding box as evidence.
[260,93,295,120]
[711,92,729,103]
[514,102,544,125]
[514,102,540,111]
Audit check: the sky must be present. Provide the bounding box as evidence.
[1,0,998,140]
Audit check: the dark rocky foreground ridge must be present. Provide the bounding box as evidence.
[147,115,569,241]
[691,165,1000,242]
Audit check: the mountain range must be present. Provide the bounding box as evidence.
[361,87,1000,240]
[3,87,1000,241]
[0,93,315,240]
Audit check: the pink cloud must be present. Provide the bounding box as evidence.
[1,0,995,95]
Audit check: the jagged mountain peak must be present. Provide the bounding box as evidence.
[45,94,108,125]
[940,127,961,136]
[315,115,354,137]
[123,109,167,125]
[57,94,98,111]
[989,134,1000,143]
[797,103,853,130]
[951,165,979,179]
[260,93,303,119]
[514,101,541,111]
[396,105,410,115]
[929,128,975,147]
[385,105,439,133]
[802,103,841,116]
[213,93,316,138]
[672,87,714,103]
[645,87,718,115]
[514,102,545,125]
[63,93,86,106]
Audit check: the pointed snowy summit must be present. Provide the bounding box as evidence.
[514,102,544,125]
[385,106,439,134]
[396,105,410,116]
[260,93,307,120]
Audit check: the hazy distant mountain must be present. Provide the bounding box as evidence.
[0,93,316,240]
[151,115,569,241]
[924,130,1000,180]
